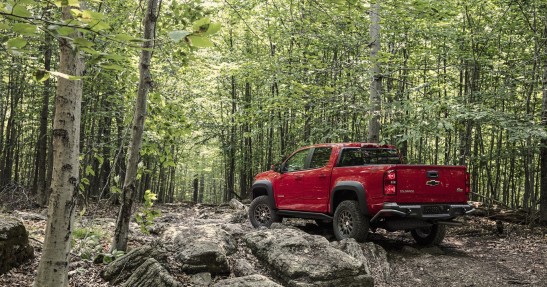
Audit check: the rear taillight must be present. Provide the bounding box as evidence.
[384,170,397,195]
[465,172,470,195]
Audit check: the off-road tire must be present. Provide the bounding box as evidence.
[333,200,369,242]
[249,195,280,228]
[411,224,446,246]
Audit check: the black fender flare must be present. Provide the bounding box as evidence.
[330,181,368,215]
[251,180,275,204]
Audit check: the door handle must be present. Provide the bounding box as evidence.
[295,175,303,180]
[318,174,327,178]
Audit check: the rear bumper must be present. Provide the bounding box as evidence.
[370,202,474,223]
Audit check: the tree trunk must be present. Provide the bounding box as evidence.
[540,24,547,223]
[367,2,381,143]
[199,174,204,203]
[193,175,198,203]
[33,28,53,206]
[33,6,84,287]
[111,0,159,252]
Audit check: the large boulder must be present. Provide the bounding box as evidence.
[162,224,236,275]
[244,227,373,287]
[332,239,390,284]
[0,216,33,274]
[212,274,282,287]
[101,245,167,285]
[122,258,182,287]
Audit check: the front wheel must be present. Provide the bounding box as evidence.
[333,200,369,242]
[411,224,446,246]
[249,195,280,228]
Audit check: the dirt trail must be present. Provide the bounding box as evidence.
[1,203,546,286]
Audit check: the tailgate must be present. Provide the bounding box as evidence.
[393,165,468,203]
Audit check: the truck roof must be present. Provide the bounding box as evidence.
[309,142,397,149]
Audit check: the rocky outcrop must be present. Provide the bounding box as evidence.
[101,245,166,285]
[0,216,33,275]
[163,224,236,275]
[212,274,283,287]
[229,199,248,223]
[244,227,374,287]
[332,239,390,283]
[122,258,182,287]
[232,258,256,277]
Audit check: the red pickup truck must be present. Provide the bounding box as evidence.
[248,143,473,245]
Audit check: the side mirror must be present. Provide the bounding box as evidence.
[271,163,284,173]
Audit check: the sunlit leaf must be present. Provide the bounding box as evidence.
[101,64,125,71]
[7,37,27,49]
[81,10,103,21]
[17,0,37,5]
[85,165,95,176]
[168,30,191,43]
[12,5,31,17]
[34,70,50,82]
[188,35,213,48]
[113,33,137,41]
[58,26,75,36]
[192,17,210,32]
[89,21,110,32]
[80,47,99,55]
[204,23,221,36]
[54,0,79,7]
[73,37,94,48]
[48,71,82,80]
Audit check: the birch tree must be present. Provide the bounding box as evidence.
[33,6,84,287]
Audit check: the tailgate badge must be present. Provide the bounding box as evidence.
[456,188,463,193]
[426,180,440,186]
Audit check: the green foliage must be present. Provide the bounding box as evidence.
[101,249,125,264]
[72,226,108,261]
[135,190,161,234]
[168,17,220,47]
[0,0,545,215]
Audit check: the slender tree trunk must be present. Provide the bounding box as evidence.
[111,0,159,252]
[199,174,204,203]
[193,175,198,203]
[111,114,125,205]
[33,26,53,205]
[540,23,547,223]
[0,64,20,187]
[99,110,112,198]
[33,6,84,287]
[368,2,381,143]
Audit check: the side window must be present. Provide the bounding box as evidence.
[338,148,401,166]
[283,149,310,172]
[309,147,332,169]
[339,149,363,166]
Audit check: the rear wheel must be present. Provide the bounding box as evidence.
[411,224,446,246]
[249,195,280,228]
[333,200,369,242]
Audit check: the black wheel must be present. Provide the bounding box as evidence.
[315,219,333,229]
[411,224,446,246]
[249,195,280,228]
[333,200,369,242]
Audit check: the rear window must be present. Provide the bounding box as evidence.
[338,148,401,166]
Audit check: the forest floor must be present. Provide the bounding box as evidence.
[0,201,546,287]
